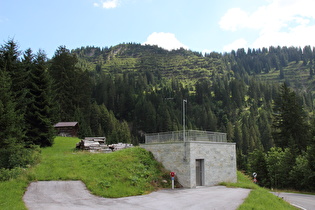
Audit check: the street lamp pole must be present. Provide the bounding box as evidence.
[183,99,187,142]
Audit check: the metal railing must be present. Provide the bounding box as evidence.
[144,130,227,144]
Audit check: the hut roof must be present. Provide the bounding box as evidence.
[54,122,78,127]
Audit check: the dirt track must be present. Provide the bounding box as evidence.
[23,181,251,210]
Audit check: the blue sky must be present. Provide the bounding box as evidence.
[1,0,315,58]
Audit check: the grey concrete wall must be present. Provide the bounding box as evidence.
[141,142,236,188]
[189,142,237,188]
[141,143,192,188]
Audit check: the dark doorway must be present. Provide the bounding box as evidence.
[196,159,204,186]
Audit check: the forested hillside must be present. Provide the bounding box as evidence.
[1,40,315,191]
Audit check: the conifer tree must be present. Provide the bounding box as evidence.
[248,149,269,187]
[0,40,29,132]
[49,46,80,121]
[90,102,103,136]
[74,107,91,138]
[2,41,31,116]
[0,70,26,168]
[25,50,55,147]
[233,121,242,148]
[258,110,274,151]
[99,104,110,136]
[273,83,310,153]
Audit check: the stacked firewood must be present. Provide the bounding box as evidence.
[76,137,133,153]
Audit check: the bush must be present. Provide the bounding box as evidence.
[0,144,41,179]
[0,168,24,181]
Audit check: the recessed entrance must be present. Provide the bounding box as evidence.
[196,159,204,186]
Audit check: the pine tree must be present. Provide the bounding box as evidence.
[258,110,274,151]
[90,102,103,136]
[74,107,91,138]
[226,121,234,142]
[207,109,217,132]
[0,70,26,168]
[248,149,269,187]
[234,121,242,149]
[0,40,29,132]
[25,50,55,147]
[49,46,81,121]
[157,104,172,132]
[273,83,310,153]
[117,121,131,143]
[2,42,31,118]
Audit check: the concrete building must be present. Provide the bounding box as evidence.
[141,130,237,188]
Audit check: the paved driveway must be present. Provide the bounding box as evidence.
[23,181,251,210]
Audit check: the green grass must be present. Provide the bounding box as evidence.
[222,171,297,210]
[0,137,171,209]
[0,178,29,210]
[31,137,170,197]
[239,188,297,210]
[222,171,259,190]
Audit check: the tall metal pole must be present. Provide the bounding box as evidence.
[183,99,187,162]
[183,99,187,142]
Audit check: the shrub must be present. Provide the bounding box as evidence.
[0,144,41,180]
[0,168,23,181]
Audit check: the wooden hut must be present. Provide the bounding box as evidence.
[54,122,79,137]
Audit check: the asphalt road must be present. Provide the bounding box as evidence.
[23,181,251,210]
[272,192,315,210]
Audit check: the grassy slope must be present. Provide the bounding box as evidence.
[0,137,170,209]
[258,61,314,92]
[33,137,170,197]
[223,171,297,210]
[82,45,226,82]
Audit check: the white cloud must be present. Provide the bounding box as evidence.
[94,0,119,9]
[223,39,248,52]
[219,8,249,32]
[143,32,189,51]
[220,0,315,49]
[252,24,315,49]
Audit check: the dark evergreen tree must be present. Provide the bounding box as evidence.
[0,70,27,168]
[116,120,131,143]
[90,102,103,136]
[272,83,310,153]
[233,121,242,148]
[99,104,110,137]
[74,107,91,138]
[258,110,274,151]
[25,50,55,147]
[248,149,269,187]
[157,104,173,132]
[0,40,29,133]
[49,46,90,121]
